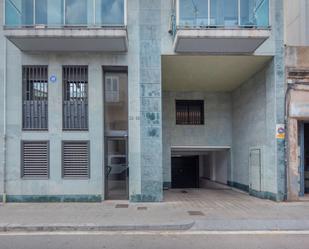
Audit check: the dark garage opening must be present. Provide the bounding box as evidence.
[171,148,231,190]
[172,156,199,188]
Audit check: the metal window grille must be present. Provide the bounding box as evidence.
[22,66,48,130]
[62,141,90,178]
[176,100,204,125]
[63,66,88,130]
[21,141,49,179]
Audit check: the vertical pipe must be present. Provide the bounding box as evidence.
[176,0,179,26]
[93,0,96,26]
[3,0,6,26]
[124,0,127,26]
[33,0,36,25]
[63,0,66,25]
[2,38,7,203]
[238,0,241,26]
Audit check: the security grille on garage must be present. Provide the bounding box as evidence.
[62,141,90,178]
[176,100,204,125]
[21,141,49,178]
[22,66,48,130]
[63,66,88,130]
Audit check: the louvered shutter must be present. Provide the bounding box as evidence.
[62,141,90,178]
[22,141,49,178]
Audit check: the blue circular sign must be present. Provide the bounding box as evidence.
[278,127,285,134]
[50,75,57,83]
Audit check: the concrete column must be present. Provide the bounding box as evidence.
[287,118,300,201]
[0,0,4,200]
[127,0,142,200]
[130,0,163,202]
[274,0,286,201]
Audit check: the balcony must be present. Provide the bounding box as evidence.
[4,0,127,52]
[173,0,271,53]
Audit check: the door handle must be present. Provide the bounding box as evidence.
[106,166,112,177]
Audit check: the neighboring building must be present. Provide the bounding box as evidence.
[285,0,309,200]
[0,0,285,202]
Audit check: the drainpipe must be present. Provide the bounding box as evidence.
[2,38,7,203]
[284,83,293,201]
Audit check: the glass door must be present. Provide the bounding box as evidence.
[104,70,128,200]
[105,137,128,200]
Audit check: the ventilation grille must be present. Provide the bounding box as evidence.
[63,141,90,178]
[22,141,49,178]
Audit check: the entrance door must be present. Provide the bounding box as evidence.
[104,69,128,200]
[302,123,309,195]
[249,148,262,192]
[106,137,128,200]
[172,156,199,188]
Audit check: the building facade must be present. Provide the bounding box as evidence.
[285,0,309,201]
[0,0,287,202]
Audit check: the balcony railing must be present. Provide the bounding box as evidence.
[5,0,126,28]
[176,0,269,29]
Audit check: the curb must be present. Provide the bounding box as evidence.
[0,222,195,232]
[191,219,309,231]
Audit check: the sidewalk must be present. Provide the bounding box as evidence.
[1,189,309,232]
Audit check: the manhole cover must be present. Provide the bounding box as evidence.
[137,207,148,210]
[188,211,205,216]
[115,204,129,208]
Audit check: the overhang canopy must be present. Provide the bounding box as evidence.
[162,55,273,92]
[4,28,128,52]
[174,29,271,54]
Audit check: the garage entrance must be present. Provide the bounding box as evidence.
[171,147,231,190]
[172,156,199,188]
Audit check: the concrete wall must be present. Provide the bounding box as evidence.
[214,151,228,184]
[231,60,282,199]
[284,0,309,46]
[201,152,228,185]
[285,46,309,201]
[162,91,232,185]
[286,47,309,69]
[232,67,267,188]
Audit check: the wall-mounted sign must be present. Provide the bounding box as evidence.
[50,75,57,83]
[276,124,285,140]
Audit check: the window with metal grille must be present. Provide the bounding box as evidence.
[21,141,49,179]
[63,66,88,130]
[62,141,90,178]
[176,100,204,125]
[22,66,48,130]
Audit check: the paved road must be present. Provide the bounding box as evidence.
[0,232,309,249]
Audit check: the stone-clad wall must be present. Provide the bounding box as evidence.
[132,0,163,202]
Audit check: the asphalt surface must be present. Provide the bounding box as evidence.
[0,232,309,249]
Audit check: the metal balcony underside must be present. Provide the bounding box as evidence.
[174,29,271,54]
[4,28,128,52]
